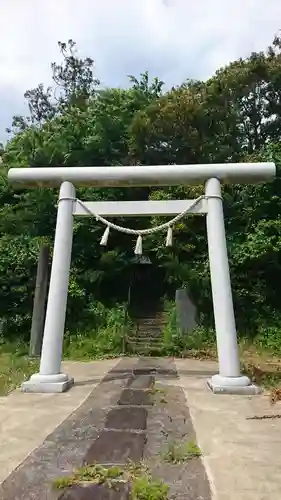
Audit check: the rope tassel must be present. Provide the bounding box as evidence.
[100,226,110,246]
[166,226,173,247]
[134,235,143,255]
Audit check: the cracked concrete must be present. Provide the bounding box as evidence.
[0,358,119,484]
[175,358,281,500]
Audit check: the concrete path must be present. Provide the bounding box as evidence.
[0,357,280,499]
[175,358,281,500]
[0,357,210,500]
[0,358,119,484]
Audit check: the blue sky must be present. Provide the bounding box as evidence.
[1,0,281,142]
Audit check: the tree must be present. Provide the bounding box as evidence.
[51,39,100,110]
[129,78,240,166]
[6,39,99,136]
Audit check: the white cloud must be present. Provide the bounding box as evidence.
[0,0,281,139]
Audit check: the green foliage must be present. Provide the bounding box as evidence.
[254,322,281,354]
[2,36,281,353]
[161,301,216,356]
[162,440,201,464]
[131,476,169,500]
[0,342,39,395]
[54,462,169,500]
[63,303,128,359]
[53,464,123,489]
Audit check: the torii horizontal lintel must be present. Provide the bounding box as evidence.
[7,162,276,188]
[73,199,208,217]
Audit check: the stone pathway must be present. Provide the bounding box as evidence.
[0,357,211,499]
[1,357,281,499]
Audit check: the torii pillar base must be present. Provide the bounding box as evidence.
[21,373,74,393]
[207,374,261,395]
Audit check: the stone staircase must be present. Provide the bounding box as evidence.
[126,307,166,355]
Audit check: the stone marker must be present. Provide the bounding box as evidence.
[175,288,197,333]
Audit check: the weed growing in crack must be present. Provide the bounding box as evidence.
[150,384,167,404]
[53,464,123,489]
[53,461,169,499]
[160,415,201,463]
[162,439,201,463]
[132,476,169,500]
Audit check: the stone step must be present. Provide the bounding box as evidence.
[137,323,164,329]
[135,315,166,321]
[134,324,165,331]
[133,317,166,324]
[135,326,163,335]
[136,319,164,324]
[127,337,163,344]
[133,330,163,337]
[127,343,164,354]
[136,332,163,338]
[136,337,162,342]
[127,338,162,343]
[128,309,166,354]
[131,310,164,316]
[134,328,162,333]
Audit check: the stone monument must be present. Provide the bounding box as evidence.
[175,288,197,333]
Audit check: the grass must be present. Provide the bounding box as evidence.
[240,342,281,392]
[162,440,202,464]
[132,476,168,500]
[185,339,281,403]
[2,317,281,402]
[0,310,127,396]
[53,463,124,489]
[2,339,281,400]
[53,462,169,500]
[0,343,39,396]
[150,384,167,404]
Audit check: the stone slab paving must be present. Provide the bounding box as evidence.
[141,357,211,500]
[60,357,211,499]
[0,357,136,499]
[83,429,147,465]
[105,406,147,430]
[0,356,211,500]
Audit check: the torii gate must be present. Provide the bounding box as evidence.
[8,162,275,395]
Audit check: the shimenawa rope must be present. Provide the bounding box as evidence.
[58,194,220,254]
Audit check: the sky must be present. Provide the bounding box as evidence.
[1,0,281,142]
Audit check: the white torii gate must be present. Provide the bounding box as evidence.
[8,162,276,395]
